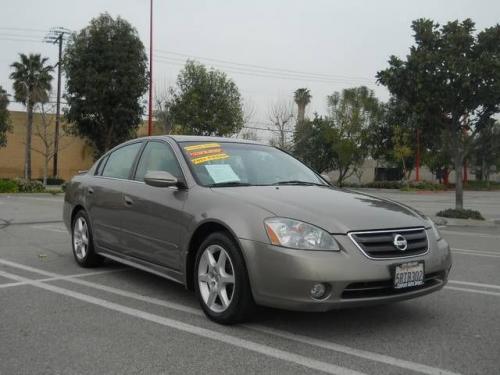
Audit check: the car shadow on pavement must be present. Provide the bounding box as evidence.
[104,260,434,336]
[252,302,433,338]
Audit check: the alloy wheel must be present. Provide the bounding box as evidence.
[197,244,236,313]
[73,217,89,260]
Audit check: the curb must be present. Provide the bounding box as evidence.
[430,215,498,228]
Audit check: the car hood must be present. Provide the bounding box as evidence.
[211,185,426,233]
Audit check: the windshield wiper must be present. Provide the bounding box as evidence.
[207,181,253,187]
[272,180,326,186]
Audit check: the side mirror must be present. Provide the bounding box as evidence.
[144,171,181,188]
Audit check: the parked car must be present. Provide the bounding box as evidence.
[63,136,452,324]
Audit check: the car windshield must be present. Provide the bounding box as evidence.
[179,141,326,187]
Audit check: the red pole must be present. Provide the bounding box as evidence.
[415,128,420,181]
[147,0,153,136]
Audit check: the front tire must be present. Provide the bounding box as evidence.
[71,210,103,267]
[194,232,254,324]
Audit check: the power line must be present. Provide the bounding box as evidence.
[154,48,372,82]
[0,36,45,43]
[0,28,375,86]
[153,55,376,86]
[0,27,50,33]
[242,125,294,133]
[153,55,368,84]
[1,26,373,83]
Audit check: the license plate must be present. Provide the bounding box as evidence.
[394,262,424,289]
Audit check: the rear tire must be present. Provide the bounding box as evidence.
[71,210,103,268]
[194,232,255,324]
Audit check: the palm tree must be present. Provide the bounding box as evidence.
[10,53,53,180]
[293,88,312,129]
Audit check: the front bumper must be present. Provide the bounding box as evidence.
[240,230,452,311]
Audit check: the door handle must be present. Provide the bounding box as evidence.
[124,196,134,207]
[88,187,94,195]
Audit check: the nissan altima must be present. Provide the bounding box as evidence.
[63,136,452,324]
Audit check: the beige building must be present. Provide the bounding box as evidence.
[0,111,156,181]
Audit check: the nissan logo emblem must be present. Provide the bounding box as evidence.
[393,234,408,251]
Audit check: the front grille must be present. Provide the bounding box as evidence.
[341,271,445,299]
[349,228,428,259]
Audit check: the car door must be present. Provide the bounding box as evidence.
[87,141,143,254]
[119,140,190,270]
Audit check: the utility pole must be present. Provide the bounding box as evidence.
[148,0,154,136]
[415,128,420,182]
[45,27,70,178]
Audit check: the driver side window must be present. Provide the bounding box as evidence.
[134,141,182,182]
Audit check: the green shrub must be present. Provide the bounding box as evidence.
[407,181,447,191]
[61,182,68,192]
[14,178,46,193]
[465,181,500,191]
[339,182,361,188]
[0,179,18,193]
[436,208,485,220]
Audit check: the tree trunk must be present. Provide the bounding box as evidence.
[297,105,305,130]
[454,147,464,210]
[25,103,33,180]
[337,166,348,187]
[43,154,48,186]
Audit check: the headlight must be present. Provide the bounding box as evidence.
[264,218,340,251]
[426,218,442,241]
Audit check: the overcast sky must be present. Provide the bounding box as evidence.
[1,0,499,139]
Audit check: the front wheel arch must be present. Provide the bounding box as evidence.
[185,221,244,291]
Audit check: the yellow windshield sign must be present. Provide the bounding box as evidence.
[184,143,230,165]
[184,143,221,151]
[192,153,229,165]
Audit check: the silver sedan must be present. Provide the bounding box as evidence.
[63,136,452,324]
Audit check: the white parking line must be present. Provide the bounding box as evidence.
[451,250,500,259]
[445,286,500,297]
[0,259,461,375]
[0,269,126,289]
[441,230,500,239]
[16,197,63,202]
[452,248,499,255]
[0,281,25,288]
[0,269,365,375]
[30,225,67,233]
[244,325,460,375]
[448,280,500,290]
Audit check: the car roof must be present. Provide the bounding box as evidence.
[139,135,267,145]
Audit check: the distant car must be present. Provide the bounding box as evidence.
[63,136,452,324]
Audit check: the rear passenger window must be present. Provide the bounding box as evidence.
[101,142,142,179]
[95,155,109,176]
[134,141,182,182]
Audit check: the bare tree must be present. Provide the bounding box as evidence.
[242,98,256,127]
[268,100,295,150]
[234,99,260,140]
[31,102,71,185]
[238,129,259,141]
[154,89,174,134]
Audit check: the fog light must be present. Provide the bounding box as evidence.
[310,283,327,299]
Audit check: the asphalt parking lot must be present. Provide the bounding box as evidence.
[1,193,499,375]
